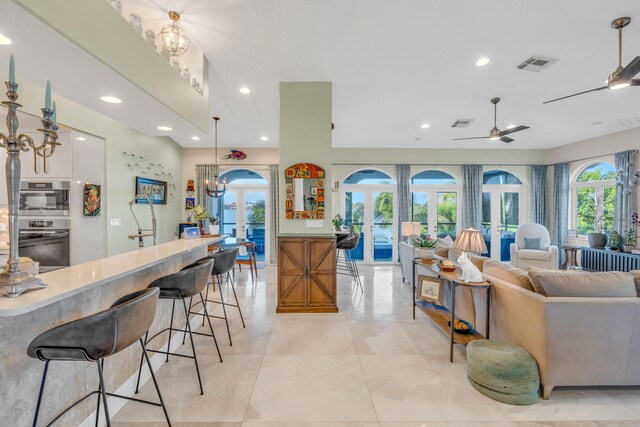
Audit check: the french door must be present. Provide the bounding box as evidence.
[410,188,460,240]
[219,188,268,263]
[341,186,397,263]
[482,187,524,262]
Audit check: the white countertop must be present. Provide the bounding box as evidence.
[0,237,225,317]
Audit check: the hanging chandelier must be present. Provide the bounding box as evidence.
[205,117,226,198]
[159,10,190,57]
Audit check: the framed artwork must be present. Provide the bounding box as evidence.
[185,197,195,210]
[284,163,325,219]
[135,176,167,205]
[417,275,445,306]
[182,226,201,239]
[83,183,101,216]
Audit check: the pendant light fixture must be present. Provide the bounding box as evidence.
[159,10,190,57]
[205,117,226,198]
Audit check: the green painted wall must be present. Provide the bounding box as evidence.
[3,73,183,256]
[12,0,209,131]
[279,82,333,234]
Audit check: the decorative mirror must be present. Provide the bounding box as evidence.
[285,163,325,219]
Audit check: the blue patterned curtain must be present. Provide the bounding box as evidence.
[530,165,548,228]
[396,164,411,260]
[269,164,280,263]
[551,163,569,267]
[614,150,637,236]
[195,164,219,221]
[461,165,483,230]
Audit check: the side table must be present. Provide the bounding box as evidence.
[561,244,581,270]
[412,258,492,362]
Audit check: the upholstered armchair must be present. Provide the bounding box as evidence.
[510,223,558,269]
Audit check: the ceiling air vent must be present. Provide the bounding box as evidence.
[451,119,474,128]
[517,56,557,72]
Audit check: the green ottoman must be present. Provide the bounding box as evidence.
[466,340,540,405]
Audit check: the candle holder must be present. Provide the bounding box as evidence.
[0,81,59,297]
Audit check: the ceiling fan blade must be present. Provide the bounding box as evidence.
[452,136,490,141]
[543,86,608,104]
[631,79,640,86]
[500,136,514,143]
[618,56,640,80]
[499,125,529,136]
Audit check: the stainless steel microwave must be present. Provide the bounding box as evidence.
[19,181,70,216]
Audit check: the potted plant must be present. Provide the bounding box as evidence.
[332,214,345,231]
[412,235,438,261]
[208,215,220,235]
[623,229,636,252]
[193,204,210,235]
[587,193,607,248]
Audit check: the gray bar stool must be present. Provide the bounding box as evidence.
[28,287,171,427]
[135,259,221,397]
[336,233,363,291]
[198,248,245,346]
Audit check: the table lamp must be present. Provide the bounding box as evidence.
[401,222,421,241]
[452,228,487,254]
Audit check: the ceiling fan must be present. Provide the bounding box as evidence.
[544,16,640,104]
[453,97,529,143]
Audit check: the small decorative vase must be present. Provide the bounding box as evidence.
[128,13,143,35]
[109,0,122,14]
[198,221,205,235]
[181,67,191,80]
[419,248,434,261]
[624,243,635,253]
[588,233,607,248]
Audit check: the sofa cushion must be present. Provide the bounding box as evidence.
[483,260,534,292]
[517,249,550,261]
[631,270,640,296]
[449,249,489,272]
[522,237,542,250]
[528,267,636,298]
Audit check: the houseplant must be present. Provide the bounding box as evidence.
[208,215,220,235]
[332,214,345,231]
[412,235,438,261]
[193,204,210,235]
[587,192,607,248]
[623,229,636,253]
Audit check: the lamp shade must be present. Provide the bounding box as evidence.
[452,228,487,254]
[401,222,421,237]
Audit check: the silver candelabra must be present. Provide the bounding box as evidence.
[0,81,61,297]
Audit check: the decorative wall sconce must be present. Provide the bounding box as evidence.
[332,181,340,192]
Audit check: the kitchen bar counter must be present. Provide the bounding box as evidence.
[0,236,225,317]
[0,237,225,426]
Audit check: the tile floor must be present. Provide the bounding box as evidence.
[113,265,640,427]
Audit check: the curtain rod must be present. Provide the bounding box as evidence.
[195,163,270,167]
[554,149,638,166]
[331,163,539,167]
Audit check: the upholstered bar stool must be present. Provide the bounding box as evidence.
[28,288,171,427]
[336,233,363,291]
[135,259,221,397]
[201,248,245,346]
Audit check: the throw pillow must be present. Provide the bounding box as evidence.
[631,270,640,296]
[523,237,543,250]
[528,267,636,298]
[483,260,534,292]
[437,235,454,248]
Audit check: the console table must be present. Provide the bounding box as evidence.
[581,247,640,272]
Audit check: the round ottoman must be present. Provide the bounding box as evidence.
[466,340,540,405]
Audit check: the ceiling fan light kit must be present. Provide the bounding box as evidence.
[544,16,639,104]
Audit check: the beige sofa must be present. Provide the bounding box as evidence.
[481,263,640,399]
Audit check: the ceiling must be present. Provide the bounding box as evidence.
[2,0,640,150]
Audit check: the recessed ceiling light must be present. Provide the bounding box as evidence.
[157,126,172,131]
[420,123,430,129]
[260,136,269,141]
[192,136,200,141]
[239,87,251,94]
[0,34,11,45]
[506,124,516,129]
[476,57,490,67]
[76,137,86,141]
[100,95,122,104]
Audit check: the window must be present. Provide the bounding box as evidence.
[572,162,615,236]
[344,169,394,185]
[410,170,459,239]
[483,170,522,185]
